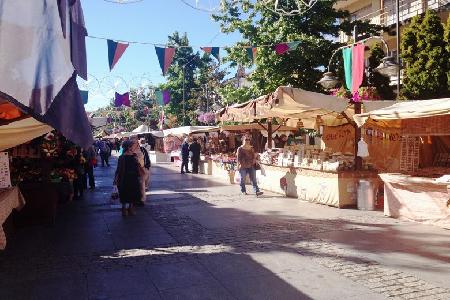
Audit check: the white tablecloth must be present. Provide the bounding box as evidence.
[380,173,450,229]
[0,187,25,249]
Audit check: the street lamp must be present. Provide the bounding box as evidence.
[318,36,400,89]
[374,56,400,77]
[317,71,340,89]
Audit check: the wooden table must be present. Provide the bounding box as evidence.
[0,187,25,250]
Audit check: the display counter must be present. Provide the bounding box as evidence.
[257,164,381,208]
[211,160,235,184]
[0,187,25,250]
[199,159,212,175]
[379,173,450,229]
[149,151,171,164]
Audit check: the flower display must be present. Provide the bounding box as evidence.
[330,86,381,102]
[197,112,216,125]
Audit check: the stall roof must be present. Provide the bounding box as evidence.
[0,117,52,151]
[220,123,297,132]
[163,126,219,137]
[353,98,450,127]
[132,124,151,133]
[89,117,108,128]
[217,87,399,129]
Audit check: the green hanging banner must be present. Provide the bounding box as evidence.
[342,47,353,91]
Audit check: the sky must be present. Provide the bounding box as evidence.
[81,0,241,111]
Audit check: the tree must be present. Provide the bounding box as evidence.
[158,32,202,126]
[213,0,381,96]
[157,32,227,126]
[444,15,450,90]
[367,43,395,99]
[401,10,449,99]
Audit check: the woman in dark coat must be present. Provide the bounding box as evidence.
[114,140,143,216]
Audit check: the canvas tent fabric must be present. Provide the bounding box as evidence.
[132,125,151,133]
[217,87,352,128]
[89,117,108,128]
[0,0,74,115]
[0,118,52,151]
[353,98,450,127]
[0,1,93,148]
[163,126,219,137]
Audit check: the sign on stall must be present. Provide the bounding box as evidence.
[0,152,12,188]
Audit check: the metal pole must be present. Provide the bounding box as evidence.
[396,0,401,98]
[183,66,186,125]
[206,84,209,112]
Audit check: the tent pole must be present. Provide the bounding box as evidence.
[267,118,273,149]
[354,102,362,170]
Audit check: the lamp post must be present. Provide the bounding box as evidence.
[395,0,401,97]
[318,36,399,170]
[182,65,186,126]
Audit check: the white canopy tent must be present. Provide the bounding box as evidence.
[163,126,219,137]
[353,98,450,127]
[0,117,52,151]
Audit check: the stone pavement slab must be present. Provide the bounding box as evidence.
[1,159,450,300]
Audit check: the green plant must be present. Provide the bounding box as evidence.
[401,10,449,99]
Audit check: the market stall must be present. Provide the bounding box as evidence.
[215,86,395,208]
[209,123,297,184]
[354,98,450,228]
[162,126,219,172]
[0,0,93,249]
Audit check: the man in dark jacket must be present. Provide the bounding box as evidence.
[180,138,190,174]
[189,138,201,174]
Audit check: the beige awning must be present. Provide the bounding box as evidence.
[354,98,450,127]
[217,87,354,128]
[0,117,52,151]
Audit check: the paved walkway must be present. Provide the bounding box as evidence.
[1,157,450,300]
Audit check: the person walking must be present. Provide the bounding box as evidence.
[135,138,151,205]
[99,140,110,167]
[180,138,190,174]
[236,135,263,196]
[83,145,96,189]
[114,140,143,216]
[189,138,201,174]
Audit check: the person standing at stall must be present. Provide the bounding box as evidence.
[236,135,263,196]
[189,138,201,174]
[83,145,96,189]
[114,140,142,216]
[180,138,190,174]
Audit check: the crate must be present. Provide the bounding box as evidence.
[399,136,420,172]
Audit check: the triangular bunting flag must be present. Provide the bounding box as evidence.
[201,47,220,61]
[155,90,171,106]
[155,47,176,76]
[155,90,163,106]
[274,41,300,55]
[107,39,129,71]
[115,92,130,107]
[80,90,89,105]
[246,47,257,62]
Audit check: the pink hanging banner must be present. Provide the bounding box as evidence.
[351,43,365,96]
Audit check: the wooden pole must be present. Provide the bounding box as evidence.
[267,118,273,149]
[354,102,362,170]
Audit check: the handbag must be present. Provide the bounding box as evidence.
[254,163,261,170]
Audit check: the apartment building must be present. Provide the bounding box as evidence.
[335,0,450,52]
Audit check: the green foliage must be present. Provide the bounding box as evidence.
[213,0,381,96]
[368,43,395,99]
[444,15,450,89]
[157,32,225,126]
[401,10,449,99]
[218,84,256,105]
